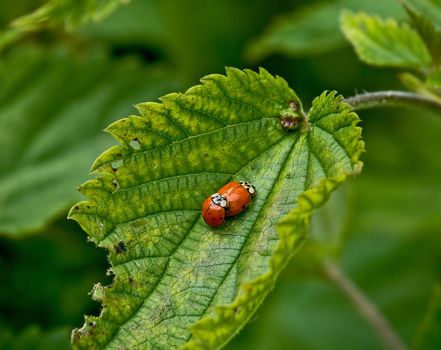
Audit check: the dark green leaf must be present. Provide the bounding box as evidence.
[0,46,178,235]
[0,326,70,350]
[0,0,130,50]
[12,0,130,31]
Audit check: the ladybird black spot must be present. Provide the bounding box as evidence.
[242,205,245,209]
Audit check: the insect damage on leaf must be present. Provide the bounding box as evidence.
[69,67,363,349]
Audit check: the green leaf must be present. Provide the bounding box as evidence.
[0,326,70,350]
[12,0,130,31]
[399,72,441,102]
[244,0,403,61]
[404,2,441,65]
[405,0,441,30]
[69,68,363,349]
[0,0,130,50]
[341,11,432,68]
[0,218,108,328]
[427,68,441,88]
[0,46,178,235]
[413,283,441,350]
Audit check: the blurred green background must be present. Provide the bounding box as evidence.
[0,0,440,349]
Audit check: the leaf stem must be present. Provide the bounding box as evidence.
[323,261,408,350]
[344,91,441,115]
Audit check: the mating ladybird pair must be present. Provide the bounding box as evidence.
[202,181,256,227]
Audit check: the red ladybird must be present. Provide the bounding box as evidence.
[218,181,256,217]
[201,193,228,227]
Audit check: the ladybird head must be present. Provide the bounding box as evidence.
[211,193,229,208]
[239,181,256,196]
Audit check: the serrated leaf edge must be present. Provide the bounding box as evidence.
[68,70,363,349]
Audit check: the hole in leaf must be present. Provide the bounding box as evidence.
[112,178,120,191]
[114,241,128,254]
[111,159,123,171]
[129,139,141,150]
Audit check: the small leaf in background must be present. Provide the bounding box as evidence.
[0,46,178,235]
[0,0,130,51]
[398,72,441,101]
[244,0,403,61]
[13,0,130,31]
[427,68,441,89]
[69,68,363,349]
[341,11,431,68]
[405,0,441,30]
[413,283,441,350]
[404,2,441,66]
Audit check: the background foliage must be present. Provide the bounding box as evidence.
[0,0,440,349]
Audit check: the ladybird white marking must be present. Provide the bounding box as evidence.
[211,193,229,208]
[239,181,256,196]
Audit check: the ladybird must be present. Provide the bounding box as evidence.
[218,181,256,217]
[201,193,229,227]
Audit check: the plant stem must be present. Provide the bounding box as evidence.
[323,262,408,350]
[344,91,441,115]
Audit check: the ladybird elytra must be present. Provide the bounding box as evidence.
[218,181,256,217]
[201,193,228,227]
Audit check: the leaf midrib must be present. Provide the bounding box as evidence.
[181,135,301,346]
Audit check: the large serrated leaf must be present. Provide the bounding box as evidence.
[0,46,178,235]
[69,68,363,349]
[341,11,432,68]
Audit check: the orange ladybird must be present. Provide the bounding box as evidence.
[218,181,256,217]
[201,193,228,227]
